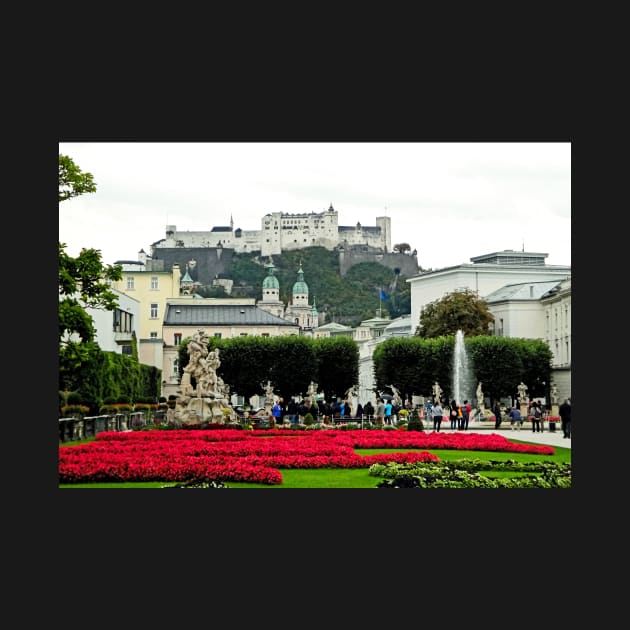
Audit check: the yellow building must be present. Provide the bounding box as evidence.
[110,261,182,369]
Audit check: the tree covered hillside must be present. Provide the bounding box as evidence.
[198,246,411,327]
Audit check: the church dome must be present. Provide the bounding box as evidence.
[292,264,308,294]
[293,279,308,293]
[263,262,279,289]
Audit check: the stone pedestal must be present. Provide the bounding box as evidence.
[551,404,559,417]
[72,419,84,440]
[520,404,528,418]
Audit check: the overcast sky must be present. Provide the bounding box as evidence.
[58,142,571,270]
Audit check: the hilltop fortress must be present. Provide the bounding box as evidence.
[138,204,419,284]
[152,204,391,257]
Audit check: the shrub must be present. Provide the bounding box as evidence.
[60,404,90,417]
[99,403,133,414]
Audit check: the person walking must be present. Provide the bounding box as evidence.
[432,401,444,432]
[461,399,471,430]
[375,398,386,426]
[530,400,543,433]
[449,400,459,430]
[271,400,283,426]
[363,400,375,423]
[492,400,502,430]
[384,399,393,425]
[559,398,571,438]
[355,402,364,422]
[509,405,523,430]
[287,399,298,425]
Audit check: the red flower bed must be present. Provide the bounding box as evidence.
[59,429,553,485]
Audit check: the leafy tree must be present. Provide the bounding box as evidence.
[370,337,422,402]
[313,336,359,401]
[415,289,494,338]
[374,336,452,401]
[512,338,553,400]
[467,336,523,402]
[393,242,411,253]
[59,153,97,202]
[269,336,317,402]
[206,336,273,400]
[181,335,317,404]
[59,155,122,381]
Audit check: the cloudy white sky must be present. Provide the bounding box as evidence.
[58,142,571,270]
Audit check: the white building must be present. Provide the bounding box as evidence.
[151,204,391,257]
[61,288,140,358]
[407,250,572,401]
[407,250,570,330]
[484,280,564,340]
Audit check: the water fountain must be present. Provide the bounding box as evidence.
[452,330,474,407]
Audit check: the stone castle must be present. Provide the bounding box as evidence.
[127,204,419,286]
[151,203,391,257]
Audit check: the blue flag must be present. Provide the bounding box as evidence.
[379,289,389,300]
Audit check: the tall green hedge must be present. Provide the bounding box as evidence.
[59,345,162,414]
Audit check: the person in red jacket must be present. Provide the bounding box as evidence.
[460,399,472,430]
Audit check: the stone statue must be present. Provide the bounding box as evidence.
[388,384,402,406]
[432,381,442,403]
[517,381,528,404]
[308,381,318,403]
[476,382,484,408]
[345,385,357,403]
[183,331,216,397]
[550,383,558,405]
[186,329,209,363]
[263,380,275,404]
[173,331,235,425]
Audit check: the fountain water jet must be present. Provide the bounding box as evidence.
[452,330,474,406]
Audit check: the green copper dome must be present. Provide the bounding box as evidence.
[292,265,308,294]
[263,275,279,289]
[263,263,279,289]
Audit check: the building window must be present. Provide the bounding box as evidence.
[150,303,158,319]
[113,309,133,333]
[151,276,159,290]
[174,333,182,345]
[261,333,270,337]
[150,332,158,338]
[126,277,135,290]
[240,333,248,336]
[121,345,133,355]
[213,332,222,338]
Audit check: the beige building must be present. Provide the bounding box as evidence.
[112,256,321,398]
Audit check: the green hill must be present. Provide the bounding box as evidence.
[197,246,411,327]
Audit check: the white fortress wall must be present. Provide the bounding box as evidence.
[156,206,388,256]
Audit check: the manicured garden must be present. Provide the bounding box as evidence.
[59,428,571,488]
